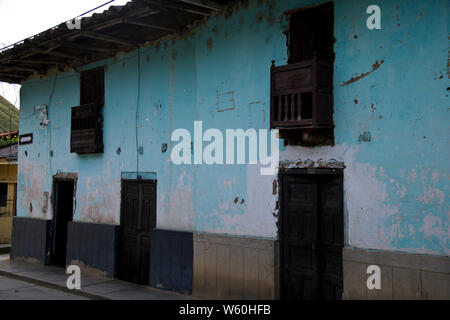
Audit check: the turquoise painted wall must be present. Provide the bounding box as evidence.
[17,0,448,255]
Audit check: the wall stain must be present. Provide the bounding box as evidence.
[340,60,385,86]
[256,11,264,23]
[206,38,214,52]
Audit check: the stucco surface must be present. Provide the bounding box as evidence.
[17,0,449,255]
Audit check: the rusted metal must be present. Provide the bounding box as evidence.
[340,60,385,86]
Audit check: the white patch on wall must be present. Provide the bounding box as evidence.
[19,159,51,219]
[418,185,445,208]
[76,160,120,225]
[419,213,448,254]
[197,164,278,238]
[158,170,196,231]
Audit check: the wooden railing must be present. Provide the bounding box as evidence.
[270,56,333,129]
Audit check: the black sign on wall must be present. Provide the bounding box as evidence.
[19,133,33,145]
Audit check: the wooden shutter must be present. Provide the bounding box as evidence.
[80,67,104,105]
[70,103,103,154]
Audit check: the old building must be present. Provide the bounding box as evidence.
[0,0,448,299]
[0,141,18,244]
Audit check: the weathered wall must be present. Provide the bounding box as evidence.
[281,0,449,255]
[11,217,52,264]
[66,221,119,277]
[0,162,16,243]
[17,0,448,255]
[0,216,12,244]
[193,232,276,299]
[343,247,450,299]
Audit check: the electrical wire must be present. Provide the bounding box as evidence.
[135,47,141,178]
[47,74,57,177]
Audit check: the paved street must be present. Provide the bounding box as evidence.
[0,276,88,299]
[0,254,196,300]
[0,254,86,300]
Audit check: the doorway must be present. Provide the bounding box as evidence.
[280,169,343,300]
[118,180,156,285]
[51,179,75,266]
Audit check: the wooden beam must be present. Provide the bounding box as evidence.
[0,76,22,84]
[35,48,83,61]
[58,41,114,53]
[8,59,63,65]
[0,66,39,73]
[0,72,27,78]
[166,3,212,16]
[178,0,223,11]
[127,6,161,18]
[124,17,181,33]
[81,31,136,47]
[90,18,123,32]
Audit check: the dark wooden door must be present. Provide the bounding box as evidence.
[118,180,156,285]
[281,172,343,300]
[319,175,344,300]
[281,175,320,300]
[52,180,74,267]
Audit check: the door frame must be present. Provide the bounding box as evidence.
[50,173,77,266]
[278,168,344,300]
[118,178,157,284]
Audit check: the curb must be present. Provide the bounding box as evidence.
[0,269,109,300]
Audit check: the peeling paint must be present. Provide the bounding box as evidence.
[16,0,449,257]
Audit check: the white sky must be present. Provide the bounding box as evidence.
[0,0,130,108]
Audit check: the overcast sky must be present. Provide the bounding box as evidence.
[0,0,130,108]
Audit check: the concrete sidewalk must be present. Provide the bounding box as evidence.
[0,256,197,300]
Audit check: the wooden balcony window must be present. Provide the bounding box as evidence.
[270,55,333,130]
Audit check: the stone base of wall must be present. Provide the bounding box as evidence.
[343,247,450,300]
[193,233,276,300]
[66,221,119,277]
[10,217,52,264]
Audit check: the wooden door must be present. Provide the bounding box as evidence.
[281,171,343,300]
[118,180,156,285]
[319,175,344,300]
[281,175,320,300]
[51,180,74,266]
